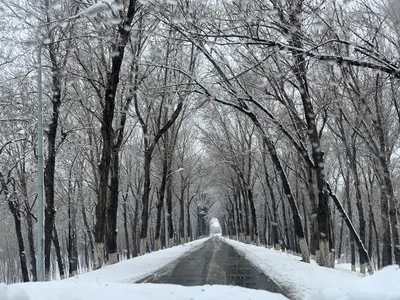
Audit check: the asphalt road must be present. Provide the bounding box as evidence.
[138,237,288,297]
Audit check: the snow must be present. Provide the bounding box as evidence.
[306,266,400,300]
[1,282,287,300]
[78,1,113,17]
[222,236,400,300]
[2,236,399,300]
[1,237,287,300]
[68,237,210,284]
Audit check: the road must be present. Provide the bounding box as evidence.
[137,237,288,297]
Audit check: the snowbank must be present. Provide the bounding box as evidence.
[221,237,361,299]
[1,281,288,300]
[306,265,400,300]
[68,237,210,283]
[222,237,400,300]
[1,236,287,300]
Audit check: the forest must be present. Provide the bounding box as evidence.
[0,0,399,283]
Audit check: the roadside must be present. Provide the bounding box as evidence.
[139,237,288,298]
[222,236,399,300]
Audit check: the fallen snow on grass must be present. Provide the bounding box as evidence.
[222,237,400,300]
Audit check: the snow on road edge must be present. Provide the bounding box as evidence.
[67,237,211,284]
[220,236,362,299]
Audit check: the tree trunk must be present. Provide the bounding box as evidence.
[43,94,60,280]
[131,186,140,257]
[282,197,291,251]
[25,203,37,281]
[79,180,94,267]
[240,186,251,242]
[94,1,138,268]
[67,178,78,277]
[262,149,279,249]
[327,184,374,274]
[106,152,120,264]
[186,202,192,241]
[338,218,344,261]
[287,1,331,267]
[167,176,174,245]
[155,148,169,249]
[123,193,131,259]
[139,152,152,254]
[380,159,400,265]
[52,225,65,279]
[0,172,29,282]
[179,185,185,244]
[263,136,310,262]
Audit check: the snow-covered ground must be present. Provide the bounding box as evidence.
[0,237,287,300]
[2,236,399,300]
[222,236,400,300]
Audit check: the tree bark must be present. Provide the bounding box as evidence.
[67,178,78,277]
[52,225,65,279]
[123,192,131,259]
[0,172,29,282]
[327,184,374,274]
[106,151,120,264]
[94,0,139,269]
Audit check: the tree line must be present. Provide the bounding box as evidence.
[0,0,399,282]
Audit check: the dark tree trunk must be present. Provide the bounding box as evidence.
[179,185,185,243]
[247,188,258,243]
[234,191,243,236]
[52,225,65,279]
[263,135,309,262]
[43,76,61,280]
[106,152,120,263]
[240,186,251,241]
[20,173,36,281]
[67,183,78,277]
[338,218,344,260]
[327,184,374,274]
[131,186,140,257]
[139,152,152,252]
[337,112,368,273]
[15,212,29,282]
[79,179,94,265]
[137,102,184,251]
[287,1,331,266]
[155,148,169,247]
[0,172,30,282]
[262,148,279,248]
[123,192,131,259]
[186,202,192,241]
[25,203,36,281]
[94,0,138,269]
[263,203,268,245]
[282,198,291,251]
[167,177,174,242]
[380,184,392,267]
[380,160,400,265]
[344,169,356,271]
[307,168,319,256]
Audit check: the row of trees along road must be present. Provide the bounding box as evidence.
[1,0,400,282]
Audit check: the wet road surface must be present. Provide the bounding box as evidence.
[137,237,288,297]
